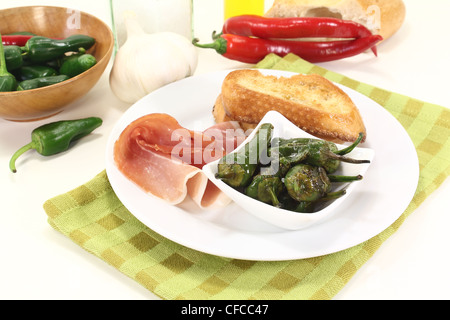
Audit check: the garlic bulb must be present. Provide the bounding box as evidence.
[109,12,198,104]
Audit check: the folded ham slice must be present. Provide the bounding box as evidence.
[114,113,247,209]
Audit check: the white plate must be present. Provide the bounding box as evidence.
[105,69,419,261]
[203,111,375,230]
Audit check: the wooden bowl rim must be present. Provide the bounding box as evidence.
[0,5,114,97]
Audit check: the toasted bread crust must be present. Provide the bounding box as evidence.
[213,95,257,132]
[218,69,366,143]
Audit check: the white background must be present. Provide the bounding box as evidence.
[0,0,449,300]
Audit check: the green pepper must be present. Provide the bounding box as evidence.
[18,65,58,81]
[273,192,309,213]
[17,75,69,91]
[284,163,361,204]
[9,117,103,173]
[245,175,283,207]
[284,164,332,202]
[22,34,96,63]
[4,45,24,71]
[59,53,97,78]
[0,36,17,92]
[217,123,273,188]
[280,184,348,213]
[276,133,369,173]
[44,48,85,69]
[269,143,308,177]
[292,201,315,213]
[302,141,368,174]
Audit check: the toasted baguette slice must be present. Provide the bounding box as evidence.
[220,69,366,143]
[213,95,345,142]
[213,95,257,132]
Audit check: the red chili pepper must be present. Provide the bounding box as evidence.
[221,15,379,56]
[1,35,34,46]
[193,34,383,64]
[222,15,374,40]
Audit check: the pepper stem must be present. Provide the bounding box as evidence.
[335,133,365,156]
[328,175,363,183]
[211,31,222,40]
[326,150,371,164]
[267,187,281,207]
[192,37,228,55]
[9,143,34,173]
[320,189,347,201]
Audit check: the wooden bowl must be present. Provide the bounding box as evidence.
[0,6,114,121]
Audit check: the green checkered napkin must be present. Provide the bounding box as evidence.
[44,54,450,300]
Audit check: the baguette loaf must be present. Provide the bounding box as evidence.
[215,69,366,143]
[265,0,406,41]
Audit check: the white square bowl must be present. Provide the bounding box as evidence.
[202,111,375,230]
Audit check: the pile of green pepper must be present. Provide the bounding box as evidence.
[1,32,97,92]
[216,124,370,213]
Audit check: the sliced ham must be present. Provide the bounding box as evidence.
[114,113,247,209]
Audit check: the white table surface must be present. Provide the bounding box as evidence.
[1,0,449,300]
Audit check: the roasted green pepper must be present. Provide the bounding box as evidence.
[9,117,103,173]
[22,34,96,63]
[59,53,97,78]
[269,143,308,177]
[284,164,360,203]
[0,36,17,92]
[4,45,24,71]
[279,190,347,213]
[292,201,315,213]
[217,123,273,188]
[246,175,283,207]
[275,132,369,173]
[215,125,368,214]
[18,65,58,81]
[17,75,69,90]
[284,164,332,202]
